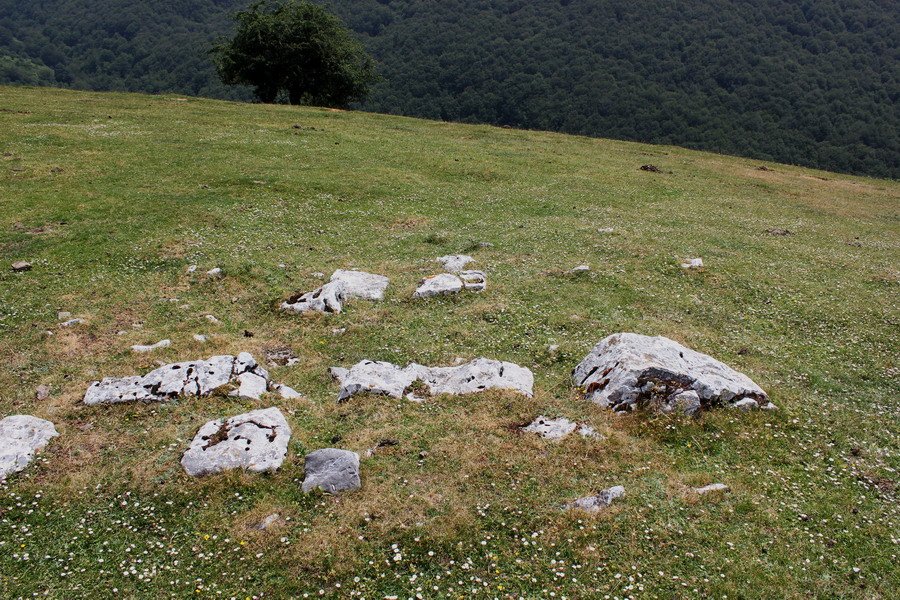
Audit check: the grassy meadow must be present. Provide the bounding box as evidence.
[0,86,898,599]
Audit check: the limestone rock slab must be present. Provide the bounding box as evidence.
[0,416,59,480]
[302,448,361,493]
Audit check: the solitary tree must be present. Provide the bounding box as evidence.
[212,1,376,107]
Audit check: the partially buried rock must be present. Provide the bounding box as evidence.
[59,318,84,328]
[206,267,223,279]
[436,254,475,273]
[693,483,729,495]
[660,390,701,417]
[35,385,51,401]
[566,485,625,512]
[414,271,485,298]
[181,407,291,477]
[572,333,772,413]
[522,416,601,440]
[83,352,272,405]
[302,448,360,493]
[681,258,703,269]
[282,269,388,314]
[331,358,534,402]
[11,261,32,272]
[131,339,171,353]
[0,415,59,480]
[264,347,298,367]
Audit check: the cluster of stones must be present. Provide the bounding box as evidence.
[6,256,769,509]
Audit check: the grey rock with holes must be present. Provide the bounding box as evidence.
[523,416,601,440]
[0,416,59,480]
[437,255,475,273]
[181,407,291,477]
[302,448,361,493]
[83,353,270,405]
[330,269,389,300]
[281,280,345,314]
[566,485,625,512]
[332,358,533,402]
[572,333,772,413]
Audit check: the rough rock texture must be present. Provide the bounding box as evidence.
[59,318,84,328]
[660,390,702,417]
[523,416,600,440]
[302,448,361,493]
[566,485,625,512]
[414,271,486,298]
[206,267,223,279]
[332,358,534,402]
[84,352,273,405]
[572,333,772,413]
[282,270,388,314]
[437,255,475,273]
[235,372,268,400]
[330,269,389,300]
[570,265,591,273]
[131,339,171,353]
[694,483,729,495]
[272,383,303,400]
[0,415,59,480]
[181,407,291,477]
[11,261,32,272]
[35,385,51,401]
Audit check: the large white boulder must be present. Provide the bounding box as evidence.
[331,358,534,402]
[0,415,59,480]
[181,407,291,477]
[572,333,772,413]
[302,448,361,493]
[83,353,273,405]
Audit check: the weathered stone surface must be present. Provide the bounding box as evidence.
[566,485,625,512]
[572,333,772,413]
[235,372,267,400]
[181,407,291,477]
[570,265,591,273]
[251,513,281,530]
[83,353,271,405]
[693,483,729,495]
[332,358,534,402]
[0,416,59,480]
[59,318,84,328]
[272,383,303,400]
[131,339,171,353]
[264,347,298,367]
[437,255,475,273]
[681,258,704,269]
[459,270,486,292]
[282,270,389,314]
[302,448,361,493]
[660,390,702,417]
[523,416,577,440]
[11,261,32,272]
[414,273,463,298]
[330,269,389,300]
[35,385,51,401]
[206,267,223,279]
[730,397,761,411]
[523,416,600,440]
[193,334,208,343]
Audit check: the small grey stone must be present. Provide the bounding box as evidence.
[35,385,51,401]
[131,339,171,353]
[693,483,729,495]
[252,513,281,530]
[57,311,72,320]
[523,416,577,440]
[59,318,84,328]
[11,261,32,272]
[193,334,208,343]
[730,398,759,411]
[436,255,475,273]
[330,269,389,300]
[566,485,625,512]
[681,258,704,269]
[206,267,223,279]
[597,227,615,234]
[205,314,220,324]
[302,448,361,493]
[570,265,590,273]
[272,383,303,400]
[0,415,59,480]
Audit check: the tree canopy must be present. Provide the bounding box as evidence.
[211,1,376,106]
[0,0,896,177]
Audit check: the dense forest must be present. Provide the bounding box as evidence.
[1,0,897,177]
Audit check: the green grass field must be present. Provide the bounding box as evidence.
[0,86,897,599]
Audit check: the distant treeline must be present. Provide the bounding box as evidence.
[1,0,897,178]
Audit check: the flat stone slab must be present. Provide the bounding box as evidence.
[181,407,291,477]
[566,485,625,512]
[437,255,475,273]
[693,483,729,495]
[131,339,171,353]
[331,358,533,402]
[572,333,772,413]
[414,271,486,298]
[681,258,703,269]
[330,269,389,300]
[523,416,601,440]
[302,448,361,493]
[282,270,388,314]
[11,261,32,272]
[83,352,273,405]
[0,415,59,480]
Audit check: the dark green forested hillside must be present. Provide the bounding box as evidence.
[1,0,898,177]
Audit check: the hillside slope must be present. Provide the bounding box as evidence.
[1,0,898,178]
[0,87,898,598]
